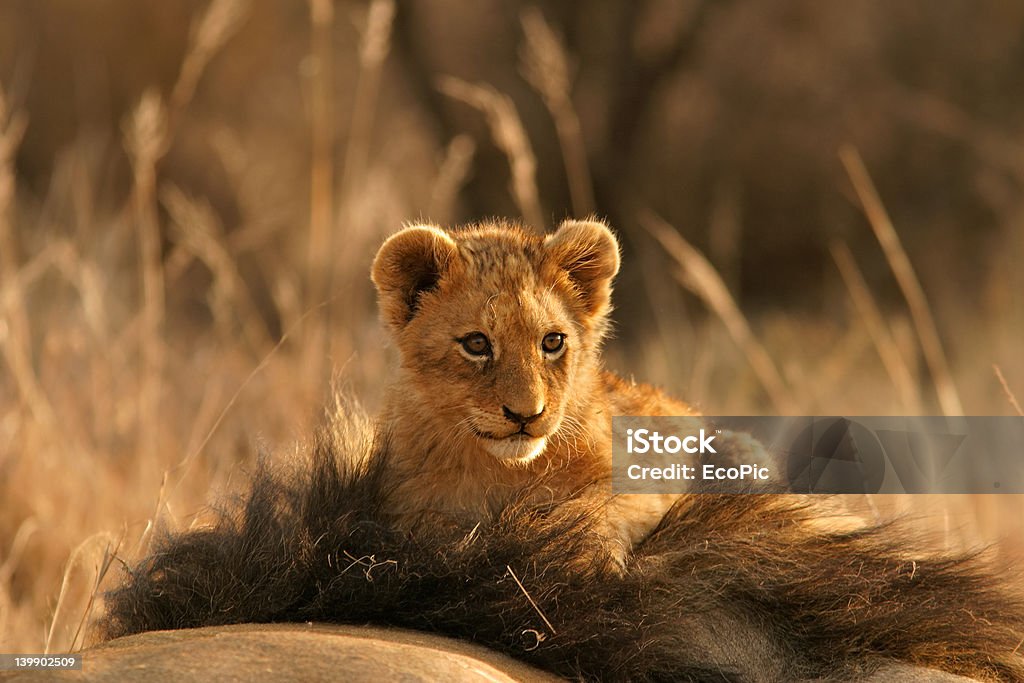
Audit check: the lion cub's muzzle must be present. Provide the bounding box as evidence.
[474,403,555,464]
[501,404,545,431]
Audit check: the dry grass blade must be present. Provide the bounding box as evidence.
[304,0,337,381]
[0,86,60,432]
[44,532,119,654]
[830,241,922,413]
[429,134,476,220]
[640,210,800,414]
[0,518,38,585]
[341,0,396,205]
[69,533,123,652]
[161,184,272,353]
[839,145,964,417]
[124,89,169,171]
[125,89,169,466]
[993,365,1024,417]
[306,0,335,291]
[172,0,252,117]
[0,86,27,214]
[163,292,339,505]
[438,76,545,231]
[520,7,594,216]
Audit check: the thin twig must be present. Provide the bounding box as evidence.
[830,241,922,413]
[640,210,800,414]
[993,365,1024,417]
[506,564,557,635]
[839,145,964,417]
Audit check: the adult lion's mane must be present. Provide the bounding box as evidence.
[101,413,1024,682]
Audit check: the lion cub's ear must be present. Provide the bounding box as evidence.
[372,225,458,329]
[545,219,621,316]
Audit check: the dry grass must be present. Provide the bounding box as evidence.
[994,365,1024,417]
[640,209,801,414]
[429,134,477,221]
[519,7,595,218]
[438,75,545,231]
[1,0,1023,659]
[839,145,964,417]
[830,240,922,413]
[305,0,336,326]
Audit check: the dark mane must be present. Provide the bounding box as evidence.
[100,417,1024,682]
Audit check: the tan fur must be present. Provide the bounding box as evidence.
[371,219,696,555]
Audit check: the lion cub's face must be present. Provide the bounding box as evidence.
[372,220,620,465]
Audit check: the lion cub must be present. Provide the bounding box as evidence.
[371,219,694,560]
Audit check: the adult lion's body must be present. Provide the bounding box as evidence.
[371,219,693,546]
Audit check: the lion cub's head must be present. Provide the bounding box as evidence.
[372,219,620,465]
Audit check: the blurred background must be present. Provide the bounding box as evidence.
[0,0,1021,653]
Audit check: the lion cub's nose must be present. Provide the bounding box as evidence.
[502,405,545,426]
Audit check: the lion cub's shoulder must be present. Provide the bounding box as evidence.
[601,370,697,418]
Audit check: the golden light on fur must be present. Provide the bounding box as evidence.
[370,219,695,554]
[481,435,548,464]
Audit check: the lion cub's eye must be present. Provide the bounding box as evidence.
[541,332,565,354]
[460,332,492,357]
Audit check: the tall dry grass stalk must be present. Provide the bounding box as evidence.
[438,76,545,232]
[171,0,251,124]
[306,0,336,341]
[162,290,338,509]
[154,0,253,286]
[66,535,121,653]
[429,134,477,220]
[640,210,800,414]
[519,7,595,217]
[115,0,249,467]
[839,145,964,417]
[341,0,396,204]
[0,519,38,588]
[0,86,58,433]
[830,241,923,413]
[160,184,272,354]
[124,90,169,467]
[44,532,119,654]
[330,0,396,347]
